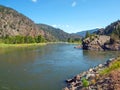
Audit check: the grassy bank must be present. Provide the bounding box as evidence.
[100,57,120,75]
[0,43,47,48]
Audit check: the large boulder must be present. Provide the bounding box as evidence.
[82,35,110,50]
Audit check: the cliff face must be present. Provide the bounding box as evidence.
[82,35,110,50]
[0,5,44,37]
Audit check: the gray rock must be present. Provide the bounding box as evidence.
[98,64,103,68]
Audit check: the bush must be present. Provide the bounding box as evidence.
[81,78,89,87]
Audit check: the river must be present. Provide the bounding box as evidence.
[0,43,119,90]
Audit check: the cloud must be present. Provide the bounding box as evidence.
[32,0,37,3]
[52,24,70,28]
[66,25,70,28]
[52,25,57,27]
[72,1,77,7]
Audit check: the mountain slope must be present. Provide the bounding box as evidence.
[37,24,81,42]
[0,5,81,42]
[0,5,44,37]
[95,20,120,36]
[75,28,99,37]
[83,20,120,51]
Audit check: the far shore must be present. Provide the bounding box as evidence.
[0,43,47,48]
[0,42,82,48]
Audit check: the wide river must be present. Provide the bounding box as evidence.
[0,43,119,90]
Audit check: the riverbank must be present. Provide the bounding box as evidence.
[0,43,47,48]
[63,56,120,90]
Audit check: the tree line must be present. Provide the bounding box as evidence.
[1,35,46,44]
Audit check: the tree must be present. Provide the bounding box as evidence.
[35,35,46,43]
[85,31,90,38]
[68,38,73,43]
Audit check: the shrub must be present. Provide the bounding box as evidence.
[81,78,89,87]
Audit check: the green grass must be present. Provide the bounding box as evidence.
[0,43,47,48]
[100,59,120,75]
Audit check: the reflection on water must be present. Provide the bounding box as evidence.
[83,50,120,60]
[0,44,119,90]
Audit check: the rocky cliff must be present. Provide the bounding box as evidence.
[82,35,110,50]
[83,20,120,51]
[0,5,45,37]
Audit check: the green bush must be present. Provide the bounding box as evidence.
[81,78,89,87]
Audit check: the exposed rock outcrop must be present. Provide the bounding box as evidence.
[82,35,110,50]
[0,5,44,37]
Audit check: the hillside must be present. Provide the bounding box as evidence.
[37,24,81,42]
[95,20,120,37]
[0,5,81,42]
[75,28,99,37]
[0,5,45,37]
[82,20,120,51]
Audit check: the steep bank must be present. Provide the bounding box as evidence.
[63,57,120,90]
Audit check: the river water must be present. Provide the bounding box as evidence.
[0,43,119,90]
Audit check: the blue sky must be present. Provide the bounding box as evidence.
[0,0,120,33]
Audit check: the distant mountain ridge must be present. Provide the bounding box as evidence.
[95,20,120,36]
[37,24,81,42]
[75,28,99,37]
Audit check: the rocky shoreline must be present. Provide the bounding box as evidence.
[63,57,120,90]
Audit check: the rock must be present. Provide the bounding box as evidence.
[63,87,69,90]
[90,79,96,85]
[81,72,87,76]
[82,35,110,51]
[86,74,95,79]
[66,79,74,83]
[104,43,120,51]
[71,82,76,86]
[95,74,100,79]
[75,75,81,81]
[71,86,76,90]
[89,68,93,72]
[74,45,82,49]
[98,64,103,68]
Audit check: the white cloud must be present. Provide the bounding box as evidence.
[72,1,77,7]
[52,25,57,27]
[66,25,70,28]
[32,0,37,3]
[52,24,70,28]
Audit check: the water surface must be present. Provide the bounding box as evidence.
[0,44,119,90]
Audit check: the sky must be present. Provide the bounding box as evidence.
[0,0,120,33]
